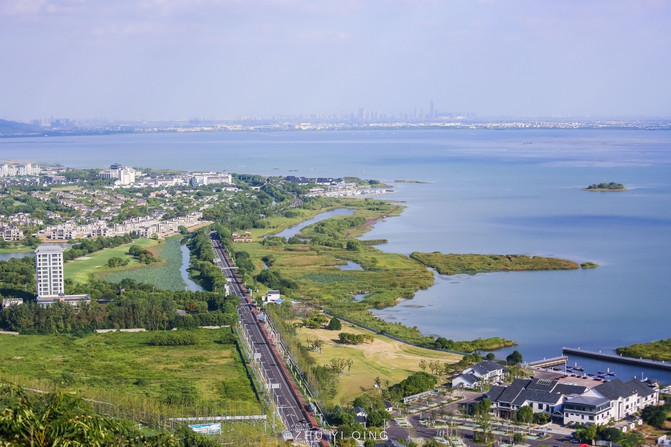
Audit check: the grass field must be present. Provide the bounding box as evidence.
[0,329,260,417]
[617,338,671,361]
[65,238,161,284]
[296,320,460,404]
[102,236,189,291]
[0,245,34,253]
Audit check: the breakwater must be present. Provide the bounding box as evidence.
[562,347,671,371]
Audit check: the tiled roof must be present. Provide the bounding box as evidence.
[596,378,656,400]
[471,361,505,376]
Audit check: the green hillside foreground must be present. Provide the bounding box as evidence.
[410,252,584,275]
[0,329,260,417]
[617,338,671,362]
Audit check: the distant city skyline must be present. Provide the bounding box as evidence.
[1,0,670,121]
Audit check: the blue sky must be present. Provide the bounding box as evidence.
[1,0,670,121]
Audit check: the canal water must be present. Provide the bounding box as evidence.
[274,208,355,239]
[180,243,204,292]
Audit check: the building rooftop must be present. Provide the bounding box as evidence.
[595,378,656,400]
[35,244,64,254]
[470,361,505,376]
[564,394,610,407]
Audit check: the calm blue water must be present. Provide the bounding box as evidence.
[180,243,204,292]
[274,208,355,239]
[2,129,670,381]
[0,252,34,261]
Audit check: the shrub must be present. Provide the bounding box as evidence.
[148,331,198,346]
[327,317,342,330]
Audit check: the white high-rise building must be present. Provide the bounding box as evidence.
[35,245,65,297]
[98,164,137,185]
[118,167,136,185]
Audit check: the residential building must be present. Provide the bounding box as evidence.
[563,378,659,426]
[353,406,368,425]
[0,226,24,241]
[35,294,90,307]
[99,164,137,185]
[35,244,64,298]
[34,244,91,307]
[190,172,232,187]
[452,361,506,389]
[487,378,586,420]
[1,298,23,308]
[486,375,659,426]
[232,231,253,242]
[264,290,282,304]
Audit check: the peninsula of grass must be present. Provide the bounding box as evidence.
[0,328,260,417]
[410,252,585,275]
[295,319,460,404]
[233,198,514,351]
[584,182,626,191]
[616,338,671,362]
[102,236,189,291]
[65,238,161,284]
[580,262,599,269]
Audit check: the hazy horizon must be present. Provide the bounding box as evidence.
[2,0,670,122]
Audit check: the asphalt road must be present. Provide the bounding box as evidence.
[210,234,324,445]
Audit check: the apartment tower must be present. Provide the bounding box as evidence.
[35,244,64,297]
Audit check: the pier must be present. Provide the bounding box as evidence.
[526,356,568,368]
[562,348,671,371]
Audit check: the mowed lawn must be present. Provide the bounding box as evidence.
[0,329,260,416]
[65,238,160,284]
[296,320,461,404]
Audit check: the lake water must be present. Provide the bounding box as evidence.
[0,252,34,261]
[273,208,355,239]
[2,129,670,380]
[338,260,364,271]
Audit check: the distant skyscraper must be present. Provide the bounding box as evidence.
[35,245,64,297]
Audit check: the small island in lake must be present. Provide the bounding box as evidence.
[411,252,597,275]
[394,179,429,184]
[584,182,626,191]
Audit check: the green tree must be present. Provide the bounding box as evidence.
[327,317,342,330]
[346,240,361,251]
[473,398,492,416]
[598,427,622,443]
[506,350,523,365]
[533,412,550,424]
[575,423,597,442]
[641,405,667,428]
[619,432,644,447]
[515,405,533,424]
[475,413,493,444]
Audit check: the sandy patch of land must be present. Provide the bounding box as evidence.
[296,319,460,404]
